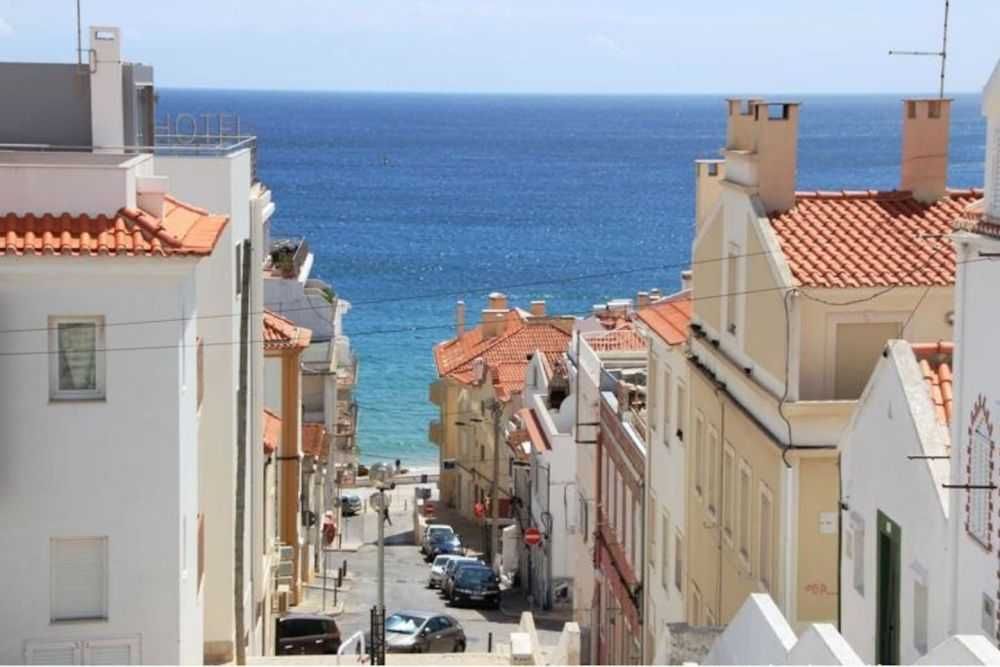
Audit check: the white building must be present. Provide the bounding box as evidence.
[634,287,692,662]
[948,58,1000,648]
[839,340,953,664]
[0,148,228,664]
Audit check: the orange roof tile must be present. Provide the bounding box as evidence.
[0,196,229,257]
[584,327,647,352]
[302,422,328,459]
[911,341,954,426]
[434,314,571,399]
[637,291,692,346]
[263,309,313,351]
[517,408,552,452]
[263,409,281,455]
[768,189,982,288]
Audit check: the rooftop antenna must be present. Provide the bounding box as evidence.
[75,0,82,65]
[889,0,950,98]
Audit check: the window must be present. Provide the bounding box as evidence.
[914,578,928,655]
[51,537,108,622]
[852,514,865,596]
[49,317,105,400]
[707,428,720,519]
[726,243,740,335]
[738,460,752,568]
[722,444,735,545]
[694,415,704,499]
[580,493,589,543]
[235,242,244,296]
[674,531,684,592]
[662,367,672,446]
[968,397,994,549]
[676,384,688,441]
[759,483,774,592]
[26,638,140,665]
[661,513,670,591]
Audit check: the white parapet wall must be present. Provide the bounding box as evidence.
[706,594,1000,666]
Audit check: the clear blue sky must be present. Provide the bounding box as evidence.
[1,0,998,94]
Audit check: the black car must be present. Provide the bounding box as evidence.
[275,613,341,655]
[425,533,464,560]
[447,565,501,608]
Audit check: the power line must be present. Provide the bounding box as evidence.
[0,249,773,337]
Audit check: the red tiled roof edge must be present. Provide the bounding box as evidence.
[910,341,955,426]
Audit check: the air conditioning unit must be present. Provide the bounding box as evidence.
[278,545,294,562]
[277,560,294,578]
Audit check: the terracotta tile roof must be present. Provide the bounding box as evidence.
[0,196,229,257]
[636,291,692,346]
[911,341,954,426]
[437,321,571,400]
[954,198,1000,239]
[584,326,647,352]
[302,422,328,459]
[434,309,526,376]
[768,189,983,288]
[263,309,313,351]
[263,409,281,455]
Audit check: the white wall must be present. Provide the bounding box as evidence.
[0,258,201,664]
[839,341,951,663]
[950,233,1000,643]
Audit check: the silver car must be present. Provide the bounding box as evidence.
[428,555,476,589]
[381,610,465,653]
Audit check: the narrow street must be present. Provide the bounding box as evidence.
[298,486,565,654]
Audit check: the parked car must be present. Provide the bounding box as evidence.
[429,555,477,589]
[420,524,455,557]
[448,565,501,608]
[339,494,362,516]
[425,532,464,560]
[275,613,341,655]
[376,610,465,653]
[441,559,487,599]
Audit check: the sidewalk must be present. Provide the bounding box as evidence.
[432,505,488,555]
[499,589,573,624]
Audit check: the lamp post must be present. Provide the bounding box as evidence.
[369,461,395,666]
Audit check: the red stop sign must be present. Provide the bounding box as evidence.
[524,527,542,546]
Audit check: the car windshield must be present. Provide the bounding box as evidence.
[446,559,473,574]
[432,555,453,567]
[458,568,496,585]
[427,526,453,538]
[385,613,426,634]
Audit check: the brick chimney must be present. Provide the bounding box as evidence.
[694,159,725,234]
[900,99,952,203]
[636,291,650,307]
[481,311,506,339]
[723,99,800,214]
[981,61,1000,220]
[455,300,466,337]
[530,300,546,317]
[488,292,508,310]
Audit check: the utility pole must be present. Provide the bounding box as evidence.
[488,400,503,565]
[233,240,252,665]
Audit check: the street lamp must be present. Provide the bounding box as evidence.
[369,461,394,666]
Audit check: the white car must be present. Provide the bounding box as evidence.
[428,555,476,589]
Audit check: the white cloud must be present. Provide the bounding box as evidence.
[0,17,13,36]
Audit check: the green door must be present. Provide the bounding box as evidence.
[876,511,901,665]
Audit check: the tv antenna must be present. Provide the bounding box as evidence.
[889,0,950,98]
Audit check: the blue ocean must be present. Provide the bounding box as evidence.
[158,91,986,465]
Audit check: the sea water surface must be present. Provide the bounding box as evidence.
[158,91,986,465]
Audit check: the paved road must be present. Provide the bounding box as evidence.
[302,499,564,654]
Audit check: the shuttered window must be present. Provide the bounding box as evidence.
[25,641,80,665]
[25,638,138,665]
[51,537,108,622]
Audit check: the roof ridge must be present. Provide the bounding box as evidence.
[119,206,184,248]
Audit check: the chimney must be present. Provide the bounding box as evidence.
[481,311,506,339]
[89,26,125,150]
[636,291,650,308]
[681,270,693,291]
[985,60,1000,221]
[723,99,800,214]
[650,288,662,301]
[136,175,169,219]
[900,99,952,203]
[530,300,546,317]
[488,292,508,311]
[455,300,466,337]
[694,159,725,234]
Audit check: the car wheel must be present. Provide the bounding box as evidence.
[454,641,465,653]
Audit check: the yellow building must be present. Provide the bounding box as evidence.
[685,98,975,629]
[430,294,571,529]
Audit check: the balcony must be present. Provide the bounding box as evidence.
[266,238,310,279]
[335,400,357,438]
[337,353,358,390]
[428,420,443,446]
[625,406,647,443]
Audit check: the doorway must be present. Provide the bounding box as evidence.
[876,511,901,665]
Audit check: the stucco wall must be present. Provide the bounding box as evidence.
[743,225,788,386]
[795,455,839,625]
[692,205,724,334]
[0,259,200,664]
